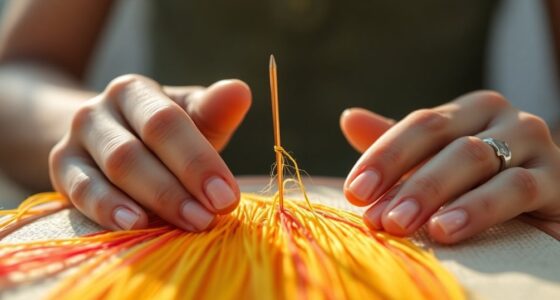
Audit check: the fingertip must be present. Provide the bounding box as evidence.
[203,176,241,214]
[344,168,381,206]
[428,220,466,244]
[210,186,241,215]
[363,215,380,231]
[344,188,371,207]
[340,107,394,153]
[428,209,470,244]
[339,107,356,127]
[340,107,394,127]
[380,211,411,237]
[363,200,390,230]
[191,79,252,149]
[113,205,148,231]
[181,200,217,231]
[339,107,362,136]
[380,216,405,236]
[427,218,455,244]
[363,210,382,231]
[207,79,252,114]
[193,215,220,232]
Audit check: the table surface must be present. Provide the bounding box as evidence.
[1,176,559,300]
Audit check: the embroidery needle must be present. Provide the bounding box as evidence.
[269,55,284,208]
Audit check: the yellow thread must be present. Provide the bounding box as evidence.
[0,192,69,232]
[0,192,464,300]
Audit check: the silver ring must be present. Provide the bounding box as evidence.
[482,137,512,171]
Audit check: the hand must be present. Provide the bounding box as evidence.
[49,74,252,231]
[340,91,560,243]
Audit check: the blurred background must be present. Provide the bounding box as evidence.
[0,0,559,205]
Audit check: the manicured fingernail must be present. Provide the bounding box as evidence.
[364,201,390,230]
[348,169,380,202]
[387,198,420,230]
[431,209,468,236]
[182,201,215,230]
[205,177,237,210]
[113,207,139,230]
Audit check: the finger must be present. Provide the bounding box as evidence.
[74,103,216,231]
[378,114,538,236]
[363,183,403,230]
[49,145,149,231]
[378,107,553,236]
[162,85,205,105]
[109,75,240,214]
[378,136,514,236]
[344,91,510,206]
[427,167,548,244]
[485,110,554,160]
[165,79,252,150]
[339,108,395,153]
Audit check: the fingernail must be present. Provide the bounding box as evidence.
[205,177,237,210]
[182,201,215,230]
[431,209,468,235]
[348,169,380,203]
[365,186,400,229]
[364,201,390,230]
[387,198,420,230]
[113,207,139,230]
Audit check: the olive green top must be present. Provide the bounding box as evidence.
[149,0,499,176]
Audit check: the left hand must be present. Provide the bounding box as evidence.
[340,91,560,244]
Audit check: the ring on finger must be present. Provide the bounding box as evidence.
[481,137,512,172]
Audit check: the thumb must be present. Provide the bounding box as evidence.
[164,79,252,151]
[340,108,395,153]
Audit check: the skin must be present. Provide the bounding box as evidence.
[341,92,560,243]
[49,76,251,231]
[0,0,251,231]
[0,0,559,242]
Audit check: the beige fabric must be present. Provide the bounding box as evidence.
[1,177,559,299]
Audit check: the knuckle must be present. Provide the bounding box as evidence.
[455,136,493,166]
[410,174,444,199]
[376,144,404,167]
[70,103,96,134]
[103,138,141,179]
[141,105,183,143]
[48,143,66,171]
[406,109,449,132]
[508,168,539,204]
[104,74,150,99]
[151,184,184,209]
[181,150,216,176]
[518,112,551,142]
[89,189,112,221]
[479,196,497,215]
[472,90,510,109]
[68,173,94,206]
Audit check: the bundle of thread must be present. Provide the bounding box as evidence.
[0,155,464,300]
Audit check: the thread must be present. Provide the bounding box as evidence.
[0,155,464,299]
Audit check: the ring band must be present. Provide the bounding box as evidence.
[482,137,512,171]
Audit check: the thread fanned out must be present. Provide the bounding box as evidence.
[0,190,464,300]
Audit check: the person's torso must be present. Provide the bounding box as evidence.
[149,0,499,176]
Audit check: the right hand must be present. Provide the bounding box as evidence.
[49,74,252,231]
